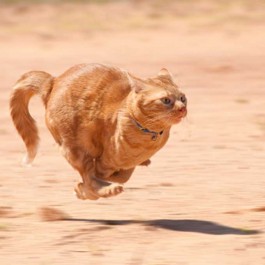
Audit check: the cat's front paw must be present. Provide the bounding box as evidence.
[75,179,124,200]
[91,178,124,198]
[94,183,124,198]
[140,159,151,166]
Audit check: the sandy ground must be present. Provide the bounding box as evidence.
[0,1,265,264]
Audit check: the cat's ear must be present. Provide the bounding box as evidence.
[128,76,144,93]
[158,68,173,81]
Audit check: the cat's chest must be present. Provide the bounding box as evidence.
[110,131,169,169]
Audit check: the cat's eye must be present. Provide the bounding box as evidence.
[161,97,172,105]
[180,95,187,104]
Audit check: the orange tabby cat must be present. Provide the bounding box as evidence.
[10,64,187,200]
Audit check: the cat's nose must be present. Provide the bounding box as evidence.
[179,106,186,112]
[178,106,187,116]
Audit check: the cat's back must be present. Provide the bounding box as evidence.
[47,63,132,121]
[51,63,131,103]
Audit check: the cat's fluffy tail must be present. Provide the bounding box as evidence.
[10,71,53,165]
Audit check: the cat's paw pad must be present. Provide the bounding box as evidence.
[140,159,151,166]
[96,184,124,198]
[74,182,99,200]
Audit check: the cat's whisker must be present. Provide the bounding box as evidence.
[141,112,173,128]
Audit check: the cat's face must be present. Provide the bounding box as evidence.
[131,69,187,129]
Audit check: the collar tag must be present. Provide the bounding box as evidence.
[151,133,158,141]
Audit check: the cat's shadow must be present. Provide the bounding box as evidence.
[63,218,260,235]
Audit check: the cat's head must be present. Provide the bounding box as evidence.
[129,68,187,131]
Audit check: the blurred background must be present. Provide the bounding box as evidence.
[1,0,265,264]
[1,0,265,77]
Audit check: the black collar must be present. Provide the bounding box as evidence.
[131,119,163,141]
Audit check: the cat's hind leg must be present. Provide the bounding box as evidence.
[62,146,99,200]
[62,146,124,200]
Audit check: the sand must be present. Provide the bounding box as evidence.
[0,1,265,264]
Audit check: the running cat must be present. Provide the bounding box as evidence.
[10,64,187,200]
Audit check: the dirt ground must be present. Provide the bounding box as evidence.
[1,1,265,264]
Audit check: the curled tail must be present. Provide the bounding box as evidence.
[10,71,53,165]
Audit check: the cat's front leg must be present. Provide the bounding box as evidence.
[107,168,135,184]
[76,172,125,200]
[75,176,124,200]
[91,162,125,197]
[75,174,124,200]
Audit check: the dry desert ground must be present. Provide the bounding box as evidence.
[0,1,265,264]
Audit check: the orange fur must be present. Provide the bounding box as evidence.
[10,64,187,200]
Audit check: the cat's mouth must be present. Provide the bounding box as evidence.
[170,108,187,123]
[172,116,183,123]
